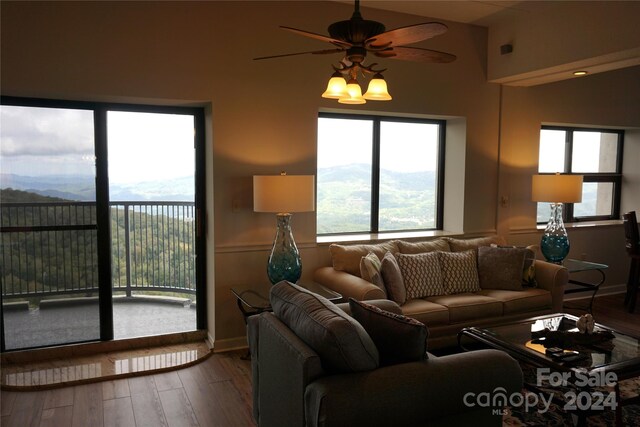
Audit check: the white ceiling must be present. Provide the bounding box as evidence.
[337,1,526,26]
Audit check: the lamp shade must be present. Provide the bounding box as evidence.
[363,73,392,101]
[338,79,366,104]
[253,174,315,213]
[321,72,348,99]
[531,174,583,203]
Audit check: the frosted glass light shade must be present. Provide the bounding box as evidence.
[253,174,315,213]
[532,174,583,203]
[363,74,392,101]
[321,73,348,99]
[339,79,366,104]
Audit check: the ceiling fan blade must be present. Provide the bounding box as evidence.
[254,48,345,61]
[280,26,352,48]
[374,46,456,63]
[366,23,448,49]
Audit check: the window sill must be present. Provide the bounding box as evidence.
[536,219,623,230]
[316,230,458,245]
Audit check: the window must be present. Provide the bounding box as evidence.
[317,113,445,235]
[536,126,623,223]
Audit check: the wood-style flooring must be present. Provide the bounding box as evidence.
[1,293,638,427]
[1,350,255,427]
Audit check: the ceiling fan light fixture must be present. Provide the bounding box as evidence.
[321,71,348,99]
[338,78,366,104]
[363,73,392,101]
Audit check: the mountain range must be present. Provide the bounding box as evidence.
[0,173,194,202]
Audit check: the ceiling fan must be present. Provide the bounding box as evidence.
[254,0,456,104]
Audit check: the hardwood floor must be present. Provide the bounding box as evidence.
[1,293,637,427]
[565,292,640,337]
[1,351,255,427]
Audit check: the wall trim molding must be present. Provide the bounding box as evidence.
[563,283,626,301]
[212,336,249,353]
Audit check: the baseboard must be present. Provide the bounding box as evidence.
[211,336,248,353]
[563,283,626,301]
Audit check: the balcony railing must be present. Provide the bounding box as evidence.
[1,201,196,299]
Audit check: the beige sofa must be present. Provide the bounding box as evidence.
[314,236,569,349]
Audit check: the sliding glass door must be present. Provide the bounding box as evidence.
[0,104,101,349]
[0,98,206,351]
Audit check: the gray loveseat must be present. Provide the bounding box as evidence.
[314,236,569,349]
[248,281,523,427]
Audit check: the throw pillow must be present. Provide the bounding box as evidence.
[395,252,444,299]
[329,241,399,276]
[438,250,480,294]
[477,246,526,291]
[360,252,387,297]
[396,238,450,254]
[492,244,538,288]
[380,252,406,305]
[270,281,379,373]
[349,298,428,366]
[445,236,506,252]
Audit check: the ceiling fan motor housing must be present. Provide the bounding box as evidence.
[328,19,386,45]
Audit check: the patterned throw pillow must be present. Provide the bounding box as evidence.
[360,252,387,297]
[438,250,480,294]
[380,252,406,305]
[349,298,428,366]
[395,252,444,299]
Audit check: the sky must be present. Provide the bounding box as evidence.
[317,117,440,172]
[0,105,195,184]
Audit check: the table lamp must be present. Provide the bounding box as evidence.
[253,172,315,284]
[532,173,583,263]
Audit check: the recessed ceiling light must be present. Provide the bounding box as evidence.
[573,71,588,76]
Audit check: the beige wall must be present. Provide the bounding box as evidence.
[486,1,640,85]
[1,1,639,350]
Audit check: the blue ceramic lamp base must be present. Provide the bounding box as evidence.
[267,213,302,285]
[541,202,570,264]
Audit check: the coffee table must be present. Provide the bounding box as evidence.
[458,314,640,426]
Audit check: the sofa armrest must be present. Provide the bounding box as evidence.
[534,260,568,312]
[248,312,325,427]
[314,266,386,301]
[305,349,523,427]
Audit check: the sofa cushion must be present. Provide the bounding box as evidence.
[425,294,503,323]
[438,250,480,294]
[329,241,399,276]
[445,236,506,252]
[270,281,379,373]
[380,252,406,305]
[477,246,526,291]
[396,252,444,298]
[349,299,428,366]
[399,299,450,326]
[397,238,450,254]
[476,289,552,314]
[360,252,387,297]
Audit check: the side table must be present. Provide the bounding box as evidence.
[562,258,608,313]
[231,281,342,324]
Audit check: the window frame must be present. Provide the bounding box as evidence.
[538,125,624,223]
[317,112,446,236]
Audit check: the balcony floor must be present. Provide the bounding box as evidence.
[3,299,197,351]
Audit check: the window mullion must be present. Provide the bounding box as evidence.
[564,130,574,221]
[371,119,381,233]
